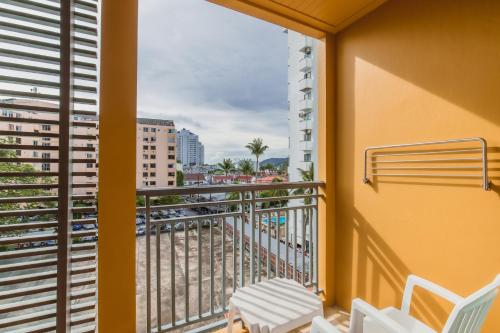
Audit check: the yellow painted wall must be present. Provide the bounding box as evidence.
[334,0,500,330]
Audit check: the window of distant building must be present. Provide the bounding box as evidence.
[150,181,156,186]
[143,128,149,132]
[42,124,51,131]
[151,128,156,133]
[42,137,50,141]
[151,145,156,150]
[16,150,21,156]
[168,146,174,151]
[42,153,50,159]
[150,137,156,142]
[304,130,312,141]
[143,154,148,159]
[42,163,50,171]
[150,163,156,168]
[143,137,148,142]
[143,145,148,150]
[304,91,312,100]
[304,72,311,79]
[15,125,22,131]
[87,153,93,158]
[150,172,156,177]
[168,129,175,134]
[33,140,38,146]
[87,163,93,168]
[143,163,148,169]
[150,155,156,159]
[304,152,312,162]
[168,172,175,177]
[143,172,148,177]
[168,155,175,160]
[42,143,50,147]
[15,137,21,144]
[168,181,174,186]
[168,164,174,168]
[33,151,38,157]
[87,143,93,148]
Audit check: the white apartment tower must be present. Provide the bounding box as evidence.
[286,31,317,182]
[176,128,205,166]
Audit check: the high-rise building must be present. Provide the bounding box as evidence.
[286,31,316,182]
[136,118,177,188]
[176,128,205,166]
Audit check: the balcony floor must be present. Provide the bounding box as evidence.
[219,306,350,333]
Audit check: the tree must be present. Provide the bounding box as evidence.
[260,163,275,172]
[176,170,184,187]
[259,177,288,209]
[245,138,268,176]
[238,159,254,176]
[277,160,289,176]
[0,138,56,247]
[294,162,314,204]
[217,158,235,176]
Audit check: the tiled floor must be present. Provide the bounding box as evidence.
[218,306,350,333]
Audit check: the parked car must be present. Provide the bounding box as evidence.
[83,224,96,230]
[160,224,171,233]
[174,222,185,231]
[136,218,144,225]
[72,224,83,231]
[136,226,145,236]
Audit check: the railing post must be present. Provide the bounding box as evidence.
[313,185,319,293]
[145,195,151,332]
[239,191,245,288]
[250,190,256,284]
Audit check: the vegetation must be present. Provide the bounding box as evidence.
[217,158,235,176]
[238,158,254,176]
[260,163,275,172]
[0,138,57,250]
[245,138,268,176]
[294,162,314,204]
[176,170,184,187]
[136,195,182,207]
[259,177,288,209]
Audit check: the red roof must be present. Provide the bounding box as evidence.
[256,176,288,183]
[184,173,206,181]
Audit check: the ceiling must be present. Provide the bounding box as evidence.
[209,0,387,38]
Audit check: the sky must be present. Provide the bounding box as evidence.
[137,0,289,165]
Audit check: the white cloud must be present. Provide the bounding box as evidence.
[138,0,289,164]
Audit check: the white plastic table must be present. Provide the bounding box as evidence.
[227,278,323,333]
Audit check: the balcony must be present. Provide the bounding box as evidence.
[299,56,312,72]
[298,99,313,111]
[298,37,313,53]
[299,119,313,131]
[299,139,313,151]
[299,78,313,92]
[135,182,320,332]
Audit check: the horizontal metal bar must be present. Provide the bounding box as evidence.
[0,207,58,218]
[0,194,94,204]
[0,221,58,232]
[0,258,57,273]
[0,283,56,300]
[256,204,316,213]
[371,148,483,158]
[137,181,322,196]
[136,199,241,212]
[254,193,317,203]
[371,166,483,170]
[150,211,236,225]
[0,233,57,245]
[369,173,483,178]
[0,270,57,285]
[0,295,56,314]
[371,157,482,164]
[0,246,57,260]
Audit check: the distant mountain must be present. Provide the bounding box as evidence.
[260,157,288,167]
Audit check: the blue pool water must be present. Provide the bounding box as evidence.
[261,216,287,225]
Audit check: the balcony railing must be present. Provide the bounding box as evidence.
[299,99,313,112]
[299,57,312,73]
[136,182,321,333]
[299,78,313,92]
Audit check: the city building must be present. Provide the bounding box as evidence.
[286,30,317,183]
[176,128,205,166]
[0,98,99,195]
[136,118,177,188]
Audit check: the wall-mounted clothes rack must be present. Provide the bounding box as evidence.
[363,137,491,191]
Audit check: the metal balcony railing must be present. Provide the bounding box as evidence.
[136,182,321,333]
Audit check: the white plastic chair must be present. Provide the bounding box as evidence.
[311,274,500,333]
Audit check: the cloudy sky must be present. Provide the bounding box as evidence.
[138,0,289,164]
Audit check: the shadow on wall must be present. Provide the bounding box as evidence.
[333,0,500,331]
[351,208,453,329]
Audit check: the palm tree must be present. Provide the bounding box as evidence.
[238,159,254,176]
[259,177,288,209]
[245,138,268,176]
[294,163,314,203]
[217,158,235,176]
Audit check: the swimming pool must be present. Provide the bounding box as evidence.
[261,215,287,225]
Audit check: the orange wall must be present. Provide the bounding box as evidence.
[334,0,500,330]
